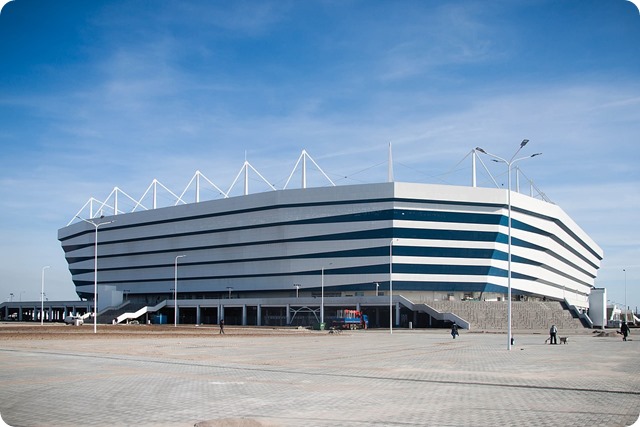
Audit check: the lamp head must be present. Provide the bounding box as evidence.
[520,139,529,147]
[475,147,486,153]
[531,152,542,158]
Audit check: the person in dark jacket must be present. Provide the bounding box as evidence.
[219,319,225,334]
[621,321,630,342]
[451,323,459,339]
[549,324,558,344]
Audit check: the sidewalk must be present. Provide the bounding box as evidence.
[0,326,638,426]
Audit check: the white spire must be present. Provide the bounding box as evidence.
[388,142,394,182]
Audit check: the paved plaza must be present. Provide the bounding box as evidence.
[0,324,638,427]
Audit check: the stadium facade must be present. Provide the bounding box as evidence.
[57,155,603,316]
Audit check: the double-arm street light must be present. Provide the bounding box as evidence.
[76,216,115,334]
[476,140,541,351]
[174,255,186,327]
[40,266,50,326]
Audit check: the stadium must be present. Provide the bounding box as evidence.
[48,149,607,330]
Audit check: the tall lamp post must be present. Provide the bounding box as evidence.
[77,216,115,334]
[623,268,627,323]
[476,140,541,350]
[40,266,50,326]
[294,284,301,298]
[321,268,325,325]
[320,263,332,326]
[389,239,397,334]
[174,255,186,327]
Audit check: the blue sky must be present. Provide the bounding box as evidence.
[0,0,638,311]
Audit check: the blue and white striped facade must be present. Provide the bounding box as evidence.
[58,181,602,308]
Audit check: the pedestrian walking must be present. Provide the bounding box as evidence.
[219,318,225,334]
[549,324,558,344]
[451,323,459,339]
[621,321,630,342]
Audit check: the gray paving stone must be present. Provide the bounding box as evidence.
[0,328,638,426]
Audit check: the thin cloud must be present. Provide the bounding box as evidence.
[0,0,638,305]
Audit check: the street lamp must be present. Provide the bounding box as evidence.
[389,240,394,334]
[294,284,301,298]
[623,269,627,323]
[320,263,332,326]
[321,268,325,325]
[9,293,13,302]
[375,282,379,296]
[41,266,50,326]
[476,140,541,351]
[227,287,233,299]
[174,255,186,328]
[76,216,115,334]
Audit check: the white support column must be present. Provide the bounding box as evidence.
[242,305,247,326]
[388,142,394,182]
[529,179,534,197]
[302,151,307,189]
[471,150,477,187]
[196,172,200,203]
[218,305,224,323]
[244,162,249,195]
[395,302,400,327]
[196,305,201,325]
[153,180,158,209]
[286,304,291,325]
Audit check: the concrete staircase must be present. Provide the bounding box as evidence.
[98,301,146,324]
[424,300,585,331]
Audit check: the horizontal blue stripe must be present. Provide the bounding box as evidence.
[68,239,592,289]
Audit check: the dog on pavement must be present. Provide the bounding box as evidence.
[545,336,568,344]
